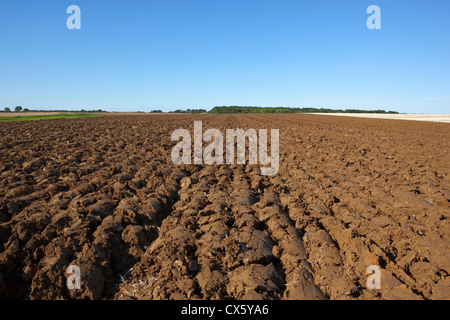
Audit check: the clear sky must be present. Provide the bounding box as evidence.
[0,0,449,113]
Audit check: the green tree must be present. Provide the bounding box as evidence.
[15,106,22,112]
[4,107,11,112]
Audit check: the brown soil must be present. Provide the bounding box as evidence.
[0,114,448,300]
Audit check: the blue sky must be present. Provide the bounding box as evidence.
[0,0,449,113]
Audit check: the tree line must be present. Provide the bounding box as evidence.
[209,106,399,114]
[169,109,207,113]
[2,106,29,113]
[2,106,399,114]
[1,107,105,113]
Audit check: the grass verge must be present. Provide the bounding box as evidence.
[0,113,106,122]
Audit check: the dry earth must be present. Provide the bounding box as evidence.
[0,114,449,300]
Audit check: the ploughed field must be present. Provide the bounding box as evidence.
[0,114,449,300]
